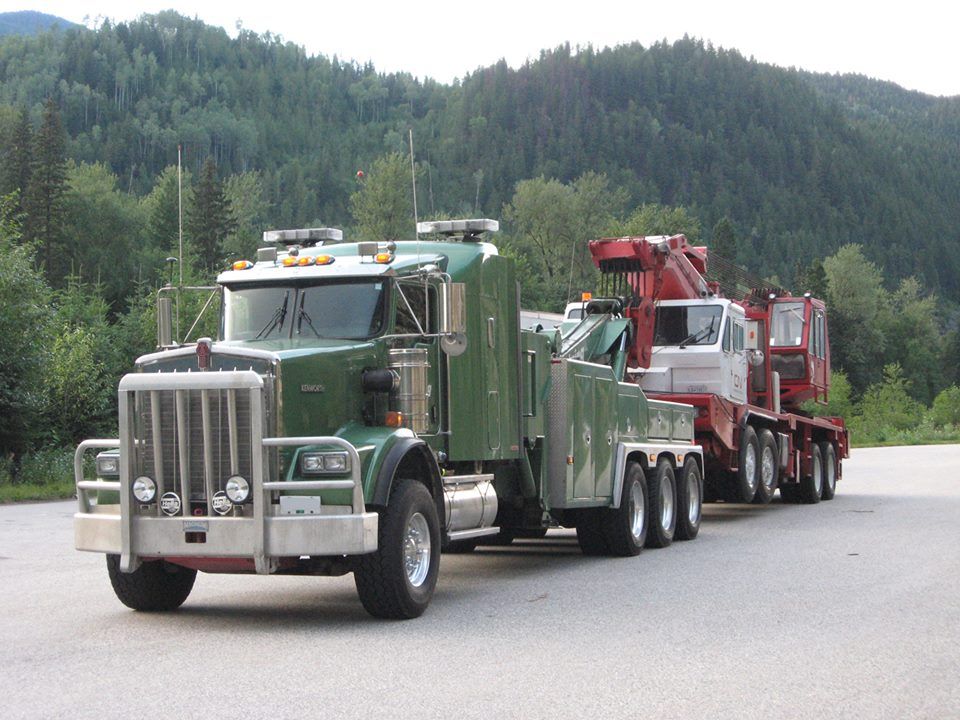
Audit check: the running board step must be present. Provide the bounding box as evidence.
[446,527,500,541]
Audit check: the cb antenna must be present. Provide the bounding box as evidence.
[409,129,420,267]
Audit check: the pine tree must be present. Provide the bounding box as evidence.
[1,107,33,212]
[187,158,236,273]
[710,217,737,259]
[23,99,67,281]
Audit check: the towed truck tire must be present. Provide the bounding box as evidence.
[820,441,837,500]
[752,429,780,505]
[729,426,760,503]
[355,479,441,619]
[798,443,824,505]
[106,554,197,611]
[675,456,702,541]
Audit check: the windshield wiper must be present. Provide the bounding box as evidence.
[255,292,289,339]
[679,316,716,348]
[296,293,321,337]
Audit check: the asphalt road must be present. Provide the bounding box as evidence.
[2,445,958,720]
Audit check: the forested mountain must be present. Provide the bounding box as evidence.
[2,12,959,484]
[0,11,79,36]
[0,12,957,292]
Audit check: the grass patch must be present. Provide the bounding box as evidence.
[0,446,83,504]
[0,480,75,503]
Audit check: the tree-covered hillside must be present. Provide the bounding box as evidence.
[0,13,957,291]
[0,11,79,36]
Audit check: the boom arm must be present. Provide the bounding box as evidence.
[589,234,717,368]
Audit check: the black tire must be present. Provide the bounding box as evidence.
[106,554,196,611]
[675,456,702,541]
[599,460,648,556]
[820,441,837,500]
[576,511,610,556]
[354,479,441,619]
[731,426,760,503]
[752,429,779,505]
[799,443,823,504]
[645,458,677,548]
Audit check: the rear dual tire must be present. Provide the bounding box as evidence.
[576,461,648,556]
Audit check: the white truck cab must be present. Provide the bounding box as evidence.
[633,298,748,404]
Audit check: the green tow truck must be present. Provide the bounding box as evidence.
[75,219,703,618]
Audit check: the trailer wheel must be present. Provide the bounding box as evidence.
[799,443,823,505]
[820,442,837,500]
[598,460,648,556]
[106,554,196,611]
[752,429,779,505]
[355,478,441,619]
[729,426,759,502]
[576,511,610,556]
[675,456,702,541]
[645,458,677,548]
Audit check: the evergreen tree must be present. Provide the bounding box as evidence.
[22,99,68,281]
[710,217,737,259]
[187,158,236,274]
[146,166,186,253]
[350,153,414,242]
[1,107,33,212]
[795,257,828,298]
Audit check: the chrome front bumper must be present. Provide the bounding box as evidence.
[74,371,378,575]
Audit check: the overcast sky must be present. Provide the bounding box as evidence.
[5,1,959,96]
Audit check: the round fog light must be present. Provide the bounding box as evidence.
[132,476,157,503]
[225,475,250,503]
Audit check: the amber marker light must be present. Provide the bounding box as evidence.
[581,291,592,301]
[232,260,253,270]
[315,254,335,265]
[385,411,404,428]
[281,257,298,267]
[298,256,315,266]
[374,252,393,264]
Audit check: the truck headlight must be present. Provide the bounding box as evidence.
[225,475,250,503]
[301,451,350,475]
[96,452,120,477]
[132,476,157,503]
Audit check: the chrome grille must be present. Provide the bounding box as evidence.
[130,377,274,512]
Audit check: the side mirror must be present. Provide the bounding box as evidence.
[439,282,467,356]
[745,320,761,351]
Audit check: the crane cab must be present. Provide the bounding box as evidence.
[767,296,830,408]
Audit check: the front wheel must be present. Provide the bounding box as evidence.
[106,554,197,611]
[675,456,702,541]
[355,479,441,619]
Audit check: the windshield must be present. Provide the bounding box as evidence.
[654,305,723,346]
[223,281,386,341]
[770,302,806,347]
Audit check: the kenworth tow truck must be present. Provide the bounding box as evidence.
[75,220,703,619]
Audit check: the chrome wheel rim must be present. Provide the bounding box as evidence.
[813,454,823,495]
[825,451,836,491]
[687,473,701,525]
[629,480,645,543]
[744,444,758,493]
[403,512,431,588]
[660,475,675,531]
[761,446,776,491]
